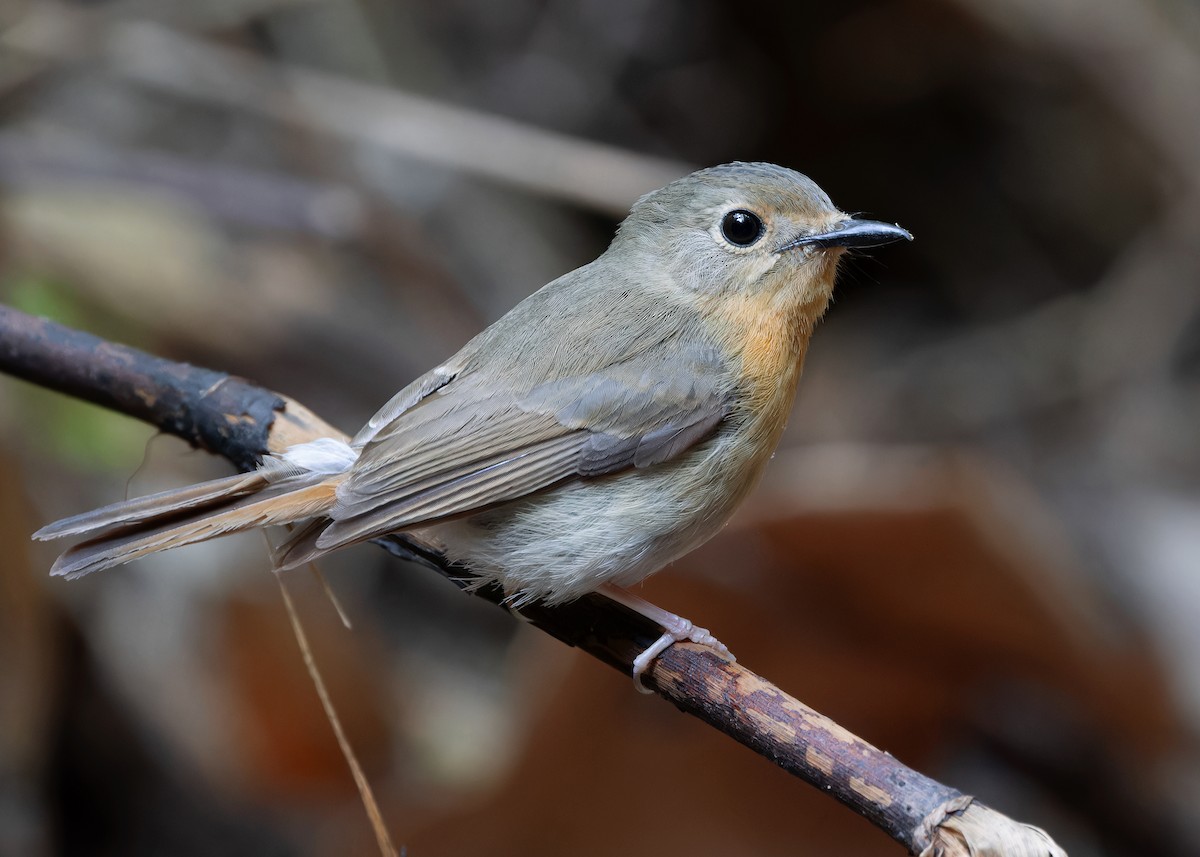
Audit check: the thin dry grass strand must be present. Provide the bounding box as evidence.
[258,530,390,853]
[125,431,167,500]
[308,560,354,630]
[274,571,399,857]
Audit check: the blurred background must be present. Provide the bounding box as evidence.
[1,0,1198,854]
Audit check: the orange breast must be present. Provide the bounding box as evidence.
[722,289,817,420]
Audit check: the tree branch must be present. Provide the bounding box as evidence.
[0,304,1067,857]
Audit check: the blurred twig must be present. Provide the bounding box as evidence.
[0,304,1068,857]
[861,0,1200,439]
[880,194,1200,431]
[0,132,366,238]
[954,0,1200,188]
[3,3,690,216]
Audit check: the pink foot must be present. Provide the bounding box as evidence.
[600,584,733,693]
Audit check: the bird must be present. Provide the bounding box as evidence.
[34,162,910,682]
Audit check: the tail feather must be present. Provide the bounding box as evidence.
[33,471,270,541]
[44,475,344,579]
[272,518,329,570]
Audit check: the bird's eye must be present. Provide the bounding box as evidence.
[720,209,764,246]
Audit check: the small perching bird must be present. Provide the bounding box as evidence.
[35,162,911,681]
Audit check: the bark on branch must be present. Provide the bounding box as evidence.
[0,304,1066,856]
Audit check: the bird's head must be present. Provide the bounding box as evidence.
[614,162,911,309]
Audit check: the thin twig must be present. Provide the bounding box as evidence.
[3,4,689,216]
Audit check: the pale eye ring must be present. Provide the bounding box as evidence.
[720,209,764,246]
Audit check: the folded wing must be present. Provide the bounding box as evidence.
[277,343,732,567]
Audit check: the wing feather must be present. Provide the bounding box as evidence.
[316,433,584,549]
[282,341,734,559]
[348,401,563,498]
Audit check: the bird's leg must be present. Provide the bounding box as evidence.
[598,583,734,693]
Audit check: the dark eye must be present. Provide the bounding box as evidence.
[720,209,764,246]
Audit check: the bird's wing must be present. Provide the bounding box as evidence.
[351,363,459,447]
[311,344,732,551]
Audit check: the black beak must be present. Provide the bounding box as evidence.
[780,219,913,252]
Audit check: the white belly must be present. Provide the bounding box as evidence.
[429,426,767,605]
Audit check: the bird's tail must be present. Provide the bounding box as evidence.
[34,467,345,579]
